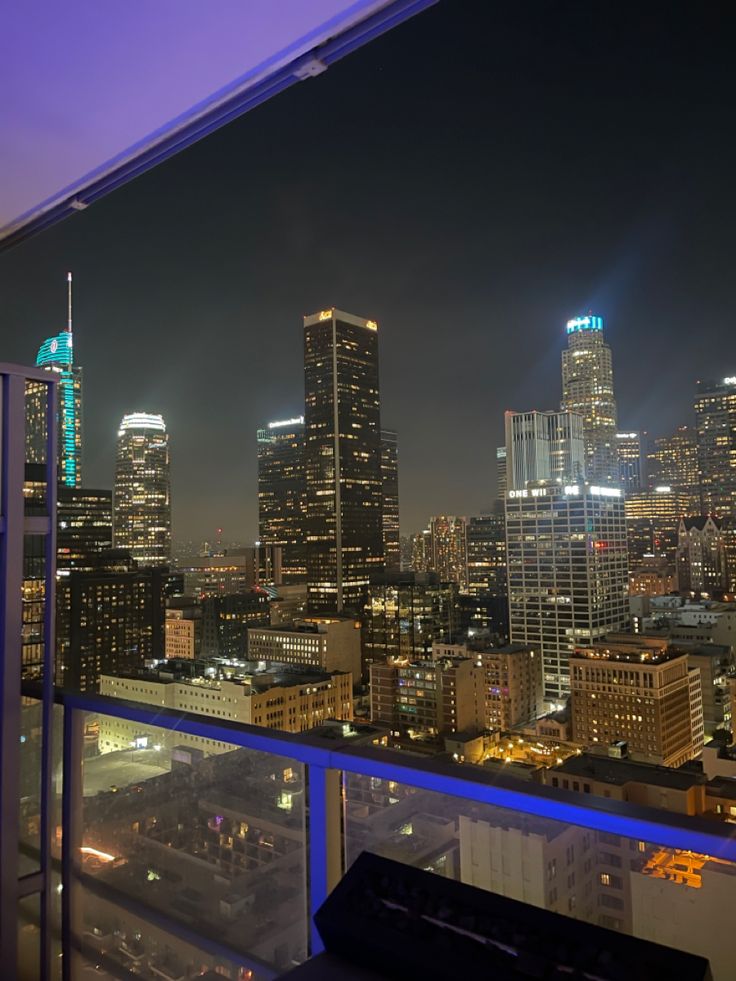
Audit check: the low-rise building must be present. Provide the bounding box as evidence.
[540,751,707,816]
[98,666,353,752]
[369,655,482,737]
[247,615,361,678]
[472,643,543,730]
[164,601,201,659]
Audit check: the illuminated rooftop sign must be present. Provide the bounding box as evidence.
[566,315,603,334]
[268,416,304,430]
[36,331,73,367]
[508,484,622,499]
[724,376,736,386]
[118,412,166,436]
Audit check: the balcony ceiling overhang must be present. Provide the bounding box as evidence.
[1,0,434,250]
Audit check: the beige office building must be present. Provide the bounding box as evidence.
[247,616,361,678]
[98,669,353,753]
[570,638,701,767]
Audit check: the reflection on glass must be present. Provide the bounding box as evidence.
[18,893,40,981]
[343,772,735,980]
[77,714,307,977]
[22,536,46,681]
[19,698,43,876]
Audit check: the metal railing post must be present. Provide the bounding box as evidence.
[307,764,342,955]
[61,704,83,981]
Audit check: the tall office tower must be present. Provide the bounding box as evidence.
[380,429,400,572]
[560,314,618,483]
[410,529,431,572]
[694,376,736,515]
[504,409,585,490]
[257,416,307,582]
[429,515,468,589]
[56,557,167,691]
[57,487,112,574]
[27,272,83,486]
[466,507,507,600]
[362,572,461,662]
[200,591,270,657]
[399,535,413,571]
[616,431,644,492]
[303,308,384,613]
[113,413,171,566]
[624,486,689,568]
[466,508,509,637]
[506,483,629,704]
[646,426,700,513]
[496,445,507,502]
[676,516,728,593]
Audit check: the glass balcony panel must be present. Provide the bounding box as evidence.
[343,770,734,980]
[72,886,271,980]
[18,893,41,981]
[19,697,43,876]
[78,712,307,974]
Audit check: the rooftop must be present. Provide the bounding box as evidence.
[552,753,706,791]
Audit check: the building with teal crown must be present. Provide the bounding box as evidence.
[27,274,83,487]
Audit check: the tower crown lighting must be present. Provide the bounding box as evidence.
[566,314,603,334]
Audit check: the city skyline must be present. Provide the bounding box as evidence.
[1,1,735,540]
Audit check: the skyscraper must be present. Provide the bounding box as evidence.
[57,487,113,574]
[429,515,468,589]
[624,485,688,569]
[694,376,736,516]
[646,426,700,513]
[381,428,400,572]
[466,507,507,600]
[495,445,507,502]
[113,413,171,566]
[504,409,585,491]
[506,482,629,704]
[257,416,307,582]
[560,314,618,483]
[56,556,167,692]
[304,308,384,613]
[27,272,83,486]
[466,506,509,637]
[615,431,644,492]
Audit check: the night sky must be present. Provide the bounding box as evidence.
[1,0,735,542]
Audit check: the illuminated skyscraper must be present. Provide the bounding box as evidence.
[496,445,507,502]
[410,529,431,572]
[624,485,688,568]
[429,515,468,589]
[694,376,736,516]
[504,409,585,491]
[646,426,700,513]
[381,428,400,572]
[615,431,644,492]
[560,314,618,483]
[27,272,83,486]
[257,416,307,582]
[506,482,629,704]
[113,413,171,566]
[304,308,384,613]
[466,507,507,600]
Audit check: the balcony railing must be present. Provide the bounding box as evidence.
[19,685,736,980]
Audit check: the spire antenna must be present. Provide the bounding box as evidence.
[67,271,73,333]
